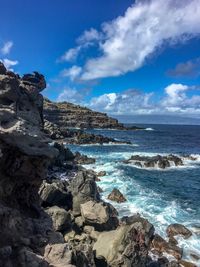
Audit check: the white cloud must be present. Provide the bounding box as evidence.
[161,83,200,114]
[60,47,81,62]
[0,41,13,55]
[60,28,102,63]
[56,83,200,116]
[77,0,200,80]
[89,89,155,114]
[77,28,102,44]
[1,58,18,70]
[61,65,82,81]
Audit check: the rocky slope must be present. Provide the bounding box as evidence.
[0,62,197,267]
[44,98,125,130]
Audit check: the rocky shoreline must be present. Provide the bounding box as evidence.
[0,63,197,267]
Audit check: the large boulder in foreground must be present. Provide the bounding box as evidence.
[80,200,119,231]
[93,215,154,266]
[166,224,192,239]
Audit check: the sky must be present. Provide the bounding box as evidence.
[1,0,200,124]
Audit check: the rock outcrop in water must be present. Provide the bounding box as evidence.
[0,62,197,267]
[123,154,186,169]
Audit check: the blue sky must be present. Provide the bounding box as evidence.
[1,0,200,124]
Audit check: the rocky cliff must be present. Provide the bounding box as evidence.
[0,62,195,267]
[43,98,125,130]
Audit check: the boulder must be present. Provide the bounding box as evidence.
[93,215,154,266]
[74,151,96,165]
[39,180,72,209]
[45,206,72,232]
[69,170,100,216]
[44,243,74,267]
[151,234,183,260]
[179,260,197,267]
[81,200,119,231]
[53,142,75,166]
[107,188,127,203]
[166,224,192,239]
[97,171,106,177]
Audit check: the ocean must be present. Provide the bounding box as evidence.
[68,124,200,264]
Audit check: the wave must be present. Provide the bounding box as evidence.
[145,127,154,131]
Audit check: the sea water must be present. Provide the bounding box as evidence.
[68,124,200,264]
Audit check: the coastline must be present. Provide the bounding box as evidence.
[0,63,198,267]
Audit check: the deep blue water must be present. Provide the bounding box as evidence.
[68,124,200,263]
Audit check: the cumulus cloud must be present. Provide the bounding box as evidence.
[56,83,200,116]
[77,0,200,80]
[161,83,200,114]
[89,89,154,114]
[0,41,13,55]
[61,65,82,81]
[1,58,18,70]
[167,58,200,78]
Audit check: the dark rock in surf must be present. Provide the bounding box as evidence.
[107,188,127,203]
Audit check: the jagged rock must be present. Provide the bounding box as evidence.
[75,216,84,228]
[44,243,74,267]
[47,231,65,244]
[151,234,183,260]
[53,142,75,166]
[80,200,119,231]
[69,170,100,216]
[44,119,64,139]
[179,260,197,267]
[64,230,76,242]
[74,151,96,165]
[166,224,192,239]
[93,215,154,266]
[0,63,58,266]
[39,180,72,209]
[124,154,184,169]
[0,62,6,74]
[97,171,106,177]
[45,206,72,232]
[107,188,127,203]
[72,243,96,267]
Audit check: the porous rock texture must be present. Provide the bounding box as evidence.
[0,62,57,266]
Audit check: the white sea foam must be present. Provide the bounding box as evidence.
[145,127,154,131]
[75,147,200,265]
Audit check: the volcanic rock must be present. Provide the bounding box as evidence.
[107,188,127,203]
